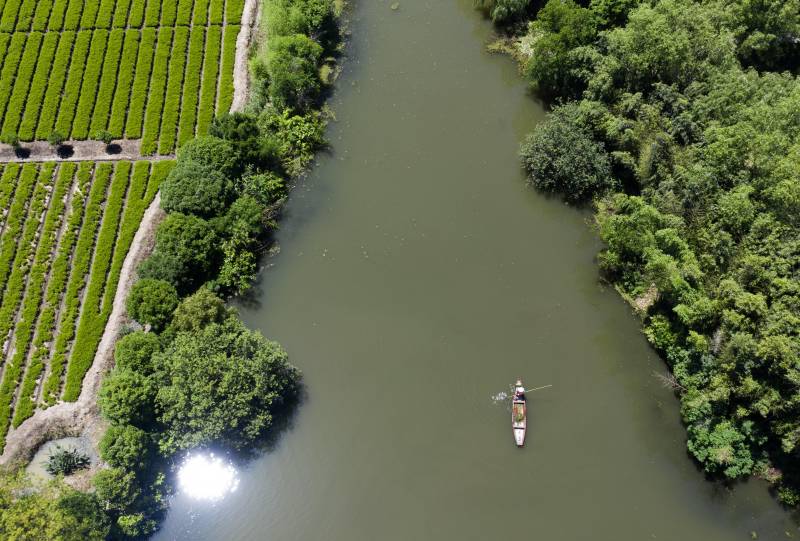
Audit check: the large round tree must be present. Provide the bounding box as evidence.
[154,317,301,454]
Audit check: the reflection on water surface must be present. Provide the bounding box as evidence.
[177,453,239,501]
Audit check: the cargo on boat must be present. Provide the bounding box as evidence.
[512,380,526,447]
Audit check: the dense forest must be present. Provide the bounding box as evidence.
[480,0,800,502]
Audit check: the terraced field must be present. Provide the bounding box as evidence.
[0,0,242,155]
[0,0,248,451]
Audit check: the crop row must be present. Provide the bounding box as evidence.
[139,26,174,155]
[64,160,171,400]
[52,30,91,136]
[0,0,243,32]
[0,165,52,450]
[88,29,125,136]
[13,163,79,427]
[0,164,37,311]
[33,31,74,139]
[196,25,221,135]
[157,26,190,154]
[62,162,130,400]
[41,163,110,404]
[0,31,47,137]
[217,24,239,115]
[71,29,110,139]
[3,164,71,432]
[177,27,206,147]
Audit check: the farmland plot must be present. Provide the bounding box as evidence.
[0,0,245,155]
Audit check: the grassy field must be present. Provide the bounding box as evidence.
[0,0,241,155]
[0,0,246,451]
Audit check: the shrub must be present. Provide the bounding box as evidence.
[262,34,323,112]
[126,279,179,331]
[137,213,220,294]
[114,331,161,375]
[99,425,151,471]
[94,130,114,145]
[46,446,90,476]
[160,160,231,218]
[169,288,230,333]
[520,105,613,203]
[237,171,286,206]
[176,135,239,178]
[154,317,301,453]
[98,370,156,427]
[48,130,66,148]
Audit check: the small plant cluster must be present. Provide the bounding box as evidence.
[45,445,90,476]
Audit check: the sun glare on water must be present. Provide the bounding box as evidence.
[177,453,239,501]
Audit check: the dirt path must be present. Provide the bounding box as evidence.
[0,139,175,164]
[0,195,165,467]
[231,0,261,112]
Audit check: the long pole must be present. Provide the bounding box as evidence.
[524,384,552,392]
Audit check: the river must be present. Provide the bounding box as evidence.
[153,1,796,539]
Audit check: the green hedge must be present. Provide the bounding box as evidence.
[1,32,44,137]
[54,30,92,136]
[196,25,221,134]
[112,0,132,28]
[62,0,84,31]
[94,0,116,28]
[31,0,54,31]
[128,0,146,27]
[144,0,162,27]
[48,0,69,30]
[226,0,245,24]
[34,31,75,139]
[71,29,110,139]
[177,28,206,147]
[18,33,59,140]
[158,26,190,154]
[177,0,194,25]
[0,165,37,311]
[79,0,100,29]
[139,26,174,154]
[193,0,210,24]
[0,164,18,211]
[123,27,156,138]
[160,0,177,26]
[209,0,224,24]
[0,0,21,32]
[89,28,125,136]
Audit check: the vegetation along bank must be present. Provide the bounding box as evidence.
[477,0,800,503]
[0,0,342,538]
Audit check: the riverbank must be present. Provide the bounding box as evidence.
[486,0,800,505]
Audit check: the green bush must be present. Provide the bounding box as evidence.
[98,370,156,427]
[169,288,231,334]
[99,425,151,471]
[520,106,613,203]
[114,331,161,375]
[262,34,323,112]
[154,317,301,454]
[176,135,239,178]
[137,213,220,294]
[161,160,231,218]
[126,279,179,331]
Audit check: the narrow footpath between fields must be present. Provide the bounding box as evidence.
[0,139,174,163]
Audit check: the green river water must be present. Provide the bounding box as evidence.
[153,1,797,539]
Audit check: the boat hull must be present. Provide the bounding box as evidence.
[512,383,526,447]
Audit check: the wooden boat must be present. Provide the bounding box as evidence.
[512,379,526,447]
